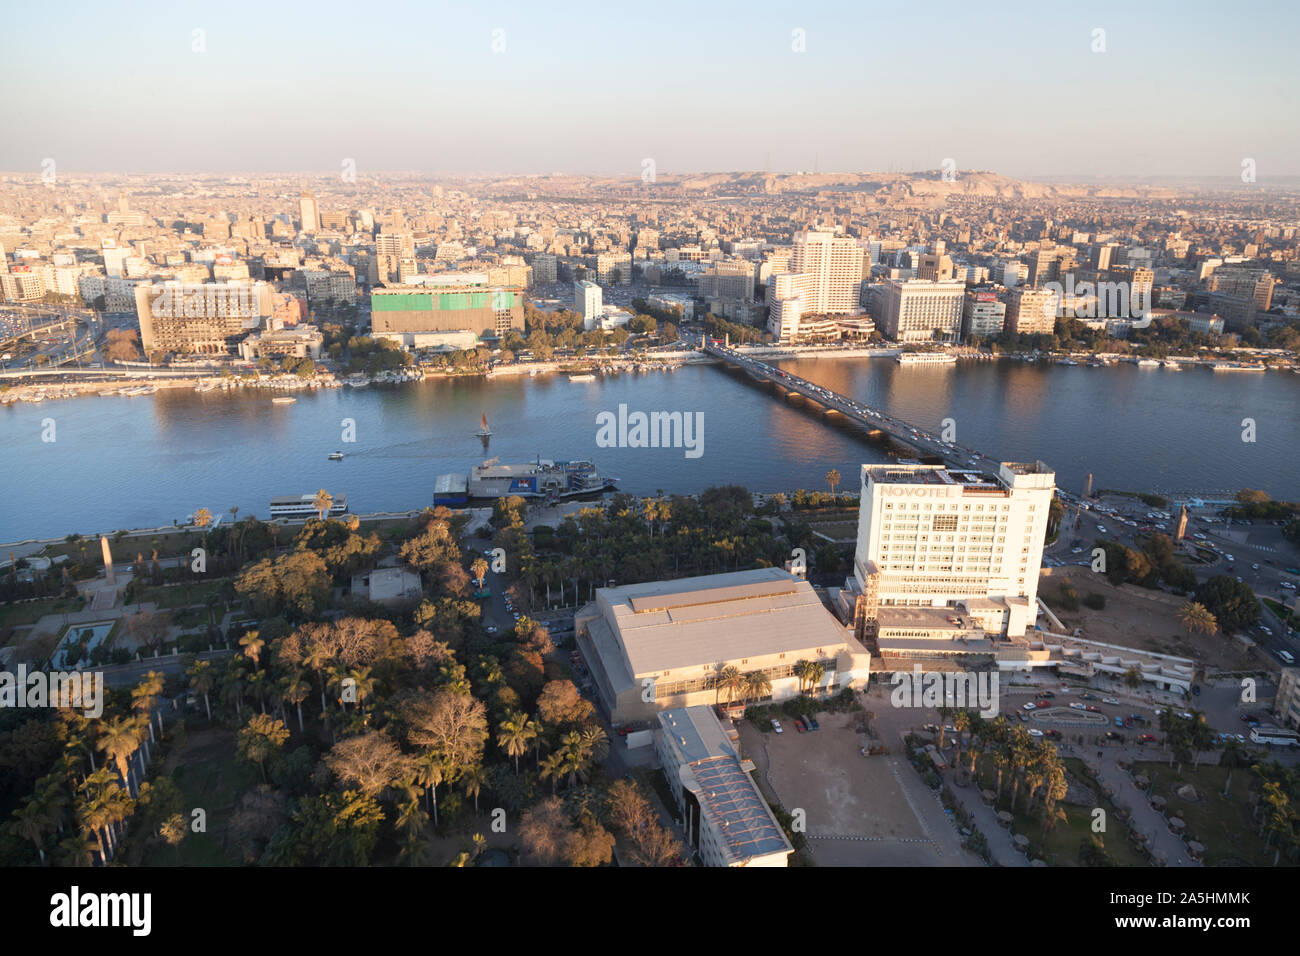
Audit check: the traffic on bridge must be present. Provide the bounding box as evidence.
[703,340,998,470]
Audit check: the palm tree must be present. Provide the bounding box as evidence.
[312,489,333,522]
[1123,666,1143,690]
[1180,601,1217,637]
[187,659,215,721]
[471,557,489,588]
[498,713,537,774]
[742,670,772,705]
[281,670,311,733]
[131,671,166,742]
[193,508,213,550]
[952,710,971,769]
[716,665,743,711]
[937,706,953,750]
[97,716,142,795]
[793,660,811,695]
[540,751,566,795]
[461,764,488,813]
[12,797,55,864]
[580,725,609,763]
[414,751,444,826]
[825,468,841,503]
[239,630,265,670]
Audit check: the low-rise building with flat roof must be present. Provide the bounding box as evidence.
[656,706,792,867]
[575,567,871,724]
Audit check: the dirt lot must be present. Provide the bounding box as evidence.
[741,711,976,866]
[1040,566,1253,671]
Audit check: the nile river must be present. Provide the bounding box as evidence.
[2,357,1296,542]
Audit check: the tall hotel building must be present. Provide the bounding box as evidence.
[848,462,1056,648]
[789,230,868,313]
[877,278,965,343]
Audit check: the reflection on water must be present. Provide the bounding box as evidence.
[2,357,1296,540]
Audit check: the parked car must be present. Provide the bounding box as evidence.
[1069,702,1086,711]
[1022,701,1038,711]
[808,716,820,730]
[793,717,806,733]
[1138,733,1156,743]
[1102,697,1120,705]
[771,719,783,734]
[1028,728,1044,737]
[1080,693,1099,701]
[1036,691,1055,699]
[1086,705,1101,713]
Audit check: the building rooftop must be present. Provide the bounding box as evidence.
[599,568,854,676]
[659,707,791,862]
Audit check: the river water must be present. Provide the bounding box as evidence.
[3,358,1296,542]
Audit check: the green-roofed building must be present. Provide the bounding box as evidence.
[370,274,524,348]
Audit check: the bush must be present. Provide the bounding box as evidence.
[1082,593,1106,610]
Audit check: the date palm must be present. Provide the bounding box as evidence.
[742,670,772,705]
[708,665,739,712]
[471,557,489,588]
[1179,601,1217,637]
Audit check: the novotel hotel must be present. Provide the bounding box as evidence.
[851,461,1055,640]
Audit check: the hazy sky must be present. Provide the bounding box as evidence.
[2,0,1297,178]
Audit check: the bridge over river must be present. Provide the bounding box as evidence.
[703,342,998,470]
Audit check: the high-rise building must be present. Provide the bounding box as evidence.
[575,279,603,322]
[299,192,320,233]
[596,251,632,285]
[134,280,273,354]
[790,229,867,313]
[1005,287,1060,335]
[962,289,1005,340]
[876,279,965,343]
[530,253,557,284]
[849,461,1056,641]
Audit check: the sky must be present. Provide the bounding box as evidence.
[2,0,1298,179]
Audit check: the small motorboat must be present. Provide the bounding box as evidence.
[328,451,344,461]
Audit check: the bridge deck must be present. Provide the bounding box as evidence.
[703,343,995,468]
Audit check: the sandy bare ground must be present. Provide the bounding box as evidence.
[1041,566,1254,671]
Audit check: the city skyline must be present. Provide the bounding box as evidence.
[3,0,1299,178]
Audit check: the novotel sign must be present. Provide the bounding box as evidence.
[878,485,963,499]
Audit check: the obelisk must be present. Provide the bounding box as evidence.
[101,535,116,587]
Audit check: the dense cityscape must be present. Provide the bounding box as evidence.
[1,0,1296,936]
